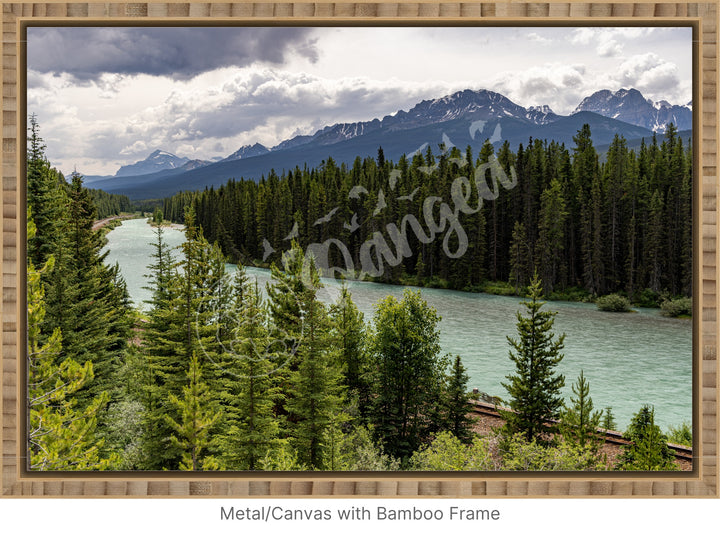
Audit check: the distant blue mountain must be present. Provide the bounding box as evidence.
[93,88,688,200]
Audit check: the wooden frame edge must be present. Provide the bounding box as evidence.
[1,1,717,497]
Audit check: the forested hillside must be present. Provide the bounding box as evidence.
[163,124,692,305]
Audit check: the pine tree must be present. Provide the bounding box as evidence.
[602,407,617,431]
[280,249,344,469]
[572,124,601,294]
[536,179,567,293]
[164,354,221,470]
[26,115,68,270]
[617,405,677,470]
[444,355,474,443]
[646,190,665,293]
[370,289,449,462]
[143,225,176,310]
[508,220,529,294]
[141,206,228,469]
[216,269,282,470]
[559,370,603,452]
[27,213,117,470]
[329,285,371,419]
[58,173,132,401]
[501,274,565,443]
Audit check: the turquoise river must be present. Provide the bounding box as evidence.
[103,218,692,432]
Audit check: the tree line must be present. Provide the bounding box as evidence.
[26,116,686,471]
[162,124,691,305]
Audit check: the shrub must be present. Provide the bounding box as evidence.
[636,288,661,308]
[481,280,518,296]
[409,432,493,471]
[499,433,606,471]
[616,405,678,471]
[667,421,692,447]
[660,297,692,318]
[596,293,632,312]
[548,286,591,302]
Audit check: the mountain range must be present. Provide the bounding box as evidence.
[87,88,692,200]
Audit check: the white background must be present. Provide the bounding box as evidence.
[1,498,718,534]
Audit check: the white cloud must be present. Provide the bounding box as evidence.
[27,26,692,176]
[490,63,601,114]
[120,140,147,156]
[612,53,689,104]
[31,66,471,174]
[527,32,552,44]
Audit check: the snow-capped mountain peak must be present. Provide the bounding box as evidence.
[223,143,270,162]
[574,88,691,132]
[115,150,190,177]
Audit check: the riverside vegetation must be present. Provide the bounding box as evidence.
[26,116,689,470]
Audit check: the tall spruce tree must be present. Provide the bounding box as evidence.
[274,246,344,469]
[141,206,227,469]
[164,354,221,470]
[443,355,474,444]
[617,405,677,470]
[329,285,371,419]
[536,178,567,293]
[216,268,282,470]
[27,213,117,470]
[559,370,603,452]
[501,274,565,443]
[508,220,530,294]
[370,289,448,462]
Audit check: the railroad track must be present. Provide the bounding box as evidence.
[469,399,693,462]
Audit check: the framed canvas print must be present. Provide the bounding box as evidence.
[1,1,717,498]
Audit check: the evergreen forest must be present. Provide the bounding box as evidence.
[162,123,692,306]
[26,116,690,471]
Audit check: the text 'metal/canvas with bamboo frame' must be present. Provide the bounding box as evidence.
[1,1,718,497]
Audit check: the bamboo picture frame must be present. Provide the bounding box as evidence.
[1,1,717,497]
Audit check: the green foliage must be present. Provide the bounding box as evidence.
[88,188,133,219]
[499,433,607,471]
[259,440,307,471]
[601,407,617,431]
[501,274,565,443]
[660,297,692,318]
[329,285,372,419]
[329,425,400,471]
[636,288,661,308]
[163,125,692,303]
[269,244,346,470]
[141,206,228,469]
[481,280,519,296]
[164,355,222,471]
[215,269,282,470]
[508,221,530,294]
[443,355,475,443]
[101,400,146,470]
[409,432,493,471]
[559,371,603,453]
[596,293,632,312]
[370,289,449,462]
[26,123,131,469]
[27,213,118,470]
[546,287,591,302]
[536,178,567,294]
[666,421,692,447]
[617,405,678,471]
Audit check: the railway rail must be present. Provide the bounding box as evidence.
[469,399,693,463]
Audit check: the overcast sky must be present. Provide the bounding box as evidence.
[27,26,692,176]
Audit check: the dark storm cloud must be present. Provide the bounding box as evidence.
[27,27,319,81]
